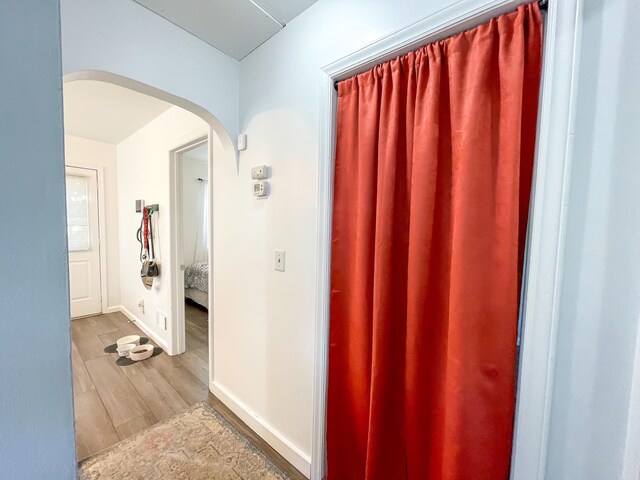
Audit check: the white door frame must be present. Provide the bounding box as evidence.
[168,130,210,356]
[66,164,109,316]
[310,1,584,479]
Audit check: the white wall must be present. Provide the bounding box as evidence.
[545,0,640,478]
[181,154,208,267]
[224,0,493,472]
[60,0,239,143]
[0,0,76,477]
[64,135,121,310]
[117,106,207,348]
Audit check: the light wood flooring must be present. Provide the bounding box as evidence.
[71,303,305,480]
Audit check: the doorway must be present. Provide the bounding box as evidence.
[171,138,210,358]
[309,1,579,478]
[66,166,102,318]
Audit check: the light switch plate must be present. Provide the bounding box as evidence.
[274,250,285,272]
[157,310,168,331]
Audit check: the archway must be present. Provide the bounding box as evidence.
[62,70,231,408]
[64,70,237,164]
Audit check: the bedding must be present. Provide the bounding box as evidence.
[184,261,208,293]
[185,287,208,309]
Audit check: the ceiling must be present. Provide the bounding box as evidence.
[132,0,319,60]
[63,81,172,144]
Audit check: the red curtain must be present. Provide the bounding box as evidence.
[327,4,542,479]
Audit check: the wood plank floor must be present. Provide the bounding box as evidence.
[71,305,306,480]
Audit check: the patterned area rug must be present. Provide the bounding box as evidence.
[79,402,290,479]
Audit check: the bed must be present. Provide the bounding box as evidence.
[184,261,209,309]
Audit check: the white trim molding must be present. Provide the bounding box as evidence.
[66,164,110,316]
[510,0,583,478]
[167,128,209,357]
[326,0,531,82]
[311,1,583,479]
[211,381,312,477]
[622,319,640,479]
[94,164,109,315]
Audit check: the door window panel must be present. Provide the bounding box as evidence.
[66,174,91,251]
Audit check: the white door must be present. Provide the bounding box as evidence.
[66,166,102,318]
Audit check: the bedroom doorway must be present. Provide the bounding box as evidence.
[172,138,210,359]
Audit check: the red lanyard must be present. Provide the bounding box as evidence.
[143,207,149,251]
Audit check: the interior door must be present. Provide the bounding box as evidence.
[66,166,102,318]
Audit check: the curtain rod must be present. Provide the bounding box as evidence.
[333,0,548,91]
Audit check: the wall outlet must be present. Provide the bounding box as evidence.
[137,298,145,314]
[274,250,285,272]
[157,311,167,331]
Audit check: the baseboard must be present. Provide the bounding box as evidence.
[119,306,170,352]
[103,305,121,314]
[210,381,311,478]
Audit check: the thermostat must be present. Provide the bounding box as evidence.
[253,181,268,197]
[251,165,269,179]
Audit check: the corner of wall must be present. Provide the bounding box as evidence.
[210,381,312,478]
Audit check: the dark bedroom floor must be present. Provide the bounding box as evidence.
[184,300,208,356]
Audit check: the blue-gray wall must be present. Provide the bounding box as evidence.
[546,0,640,478]
[0,1,76,478]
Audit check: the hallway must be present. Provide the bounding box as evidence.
[71,310,304,479]
[71,311,208,460]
